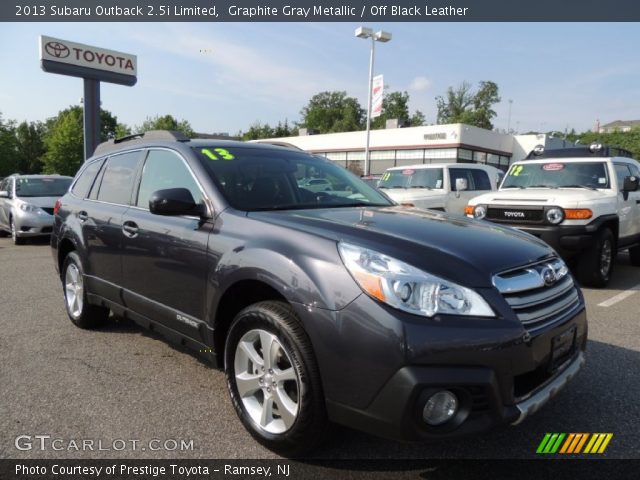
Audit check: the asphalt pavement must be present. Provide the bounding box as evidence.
[1,237,639,462]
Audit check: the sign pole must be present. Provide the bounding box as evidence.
[83,78,100,161]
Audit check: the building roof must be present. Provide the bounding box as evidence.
[600,120,640,128]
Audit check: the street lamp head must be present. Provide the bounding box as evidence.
[374,31,392,42]
[355,26,373,38]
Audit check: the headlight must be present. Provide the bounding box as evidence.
[473,204,487,219]
[546,207,564,224]
[338,242,495,318]
[19,203,45,215]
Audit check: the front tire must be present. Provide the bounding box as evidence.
[630,245,640,267]
[224,301,328,456]
[10,217,25,245]
[62,251,110,329]
[576,228,615,287]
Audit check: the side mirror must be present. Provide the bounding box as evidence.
[455,178,468,192]
[0,190,9,199]
[149,188,204,216]
[623,176,639,192]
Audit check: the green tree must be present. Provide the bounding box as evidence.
[0,113,17,177]
[15,121,46,173]
[241,122,275,141]
[372,91,425,129]
[568,127,640,159]
[137,114,195,138]
[299,91,365,133]
[43,106,121,176]
[435,81,501,130]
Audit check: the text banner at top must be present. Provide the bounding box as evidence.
[4,0,640,22]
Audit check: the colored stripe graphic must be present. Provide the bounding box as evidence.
[537,433,613,454]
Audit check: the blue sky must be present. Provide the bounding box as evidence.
[1,22,639,135]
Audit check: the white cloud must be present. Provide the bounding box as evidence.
[408,76,432,92]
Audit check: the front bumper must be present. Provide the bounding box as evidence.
[297,289,587,441]
[13,209,55,237]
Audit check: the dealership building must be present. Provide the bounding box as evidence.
[264,124,576,175]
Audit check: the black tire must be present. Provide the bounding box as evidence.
[61,251,110,329]
[224,301,328,456]
[630,245,640,267]
[10,217,25,245]
[576,228,615,288]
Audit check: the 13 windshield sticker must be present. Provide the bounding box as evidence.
[201,148,235,160]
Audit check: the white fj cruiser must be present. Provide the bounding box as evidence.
[379,163,503,213]
[465,144,640,287]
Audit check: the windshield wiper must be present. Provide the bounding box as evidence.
[527,184,557,189]
[560,184,598,191]
[410,185,432,189]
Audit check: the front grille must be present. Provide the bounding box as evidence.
[493,259,581,333]
[486,206,544,223]
[41,207,54,215]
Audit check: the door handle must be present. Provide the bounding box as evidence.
[122,221,139,238]
[78,211,88,222]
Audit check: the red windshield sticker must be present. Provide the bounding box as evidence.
[543,163,565,171]
[402,169,415,176]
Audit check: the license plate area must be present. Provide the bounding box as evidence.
[550,325,577,372]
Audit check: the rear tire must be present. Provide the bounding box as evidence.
[224,301,329,456]
[62,251,110,329]
[630,245,640,267]
[576,228,615,288]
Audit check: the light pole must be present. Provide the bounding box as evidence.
[355,26,391,176]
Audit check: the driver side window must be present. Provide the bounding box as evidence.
[136,150,204,209]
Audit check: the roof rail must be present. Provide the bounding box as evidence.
[94,130,189,157]
[525,143,634,160]
[249,140,303,151]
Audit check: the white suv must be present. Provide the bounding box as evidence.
[378,163,502,213]
[465,145,640,287]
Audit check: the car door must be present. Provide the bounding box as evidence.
[625,162,640,238]
[79,151,143,303]
[613,162,636,241]
[120,148,212,342]
[447,168,493,213]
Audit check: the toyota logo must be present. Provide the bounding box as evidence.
[541,265,557,286]
[45,41,70,58]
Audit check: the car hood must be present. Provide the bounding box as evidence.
[380,188,445,202]
[470,188,612,207]
[248,206,555,288]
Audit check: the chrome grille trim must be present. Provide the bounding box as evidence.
[494,258,581,332]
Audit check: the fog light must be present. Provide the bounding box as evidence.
[422,390,458,426]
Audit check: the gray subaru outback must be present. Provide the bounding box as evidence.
[51,131,587,456]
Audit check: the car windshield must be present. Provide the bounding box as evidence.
[502,162,610,189]
[193,146,393,211]
[15,177,72,197]
[378,168,444,189]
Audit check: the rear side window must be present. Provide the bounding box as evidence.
[136,150,204,209]
[96,152,140,205]
[449,168,491,191]
[71,159,104,198]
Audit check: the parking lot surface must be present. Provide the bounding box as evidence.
[1,238,639,460]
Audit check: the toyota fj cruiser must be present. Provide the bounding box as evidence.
[379,163,502,213]
[52,131,586,455]
[465,144,640,287]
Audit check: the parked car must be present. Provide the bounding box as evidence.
[0,174,73,244]
[297,177,333,192]
[51,131,586,455]
[465,143,640,287]
[378,163,502,213]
